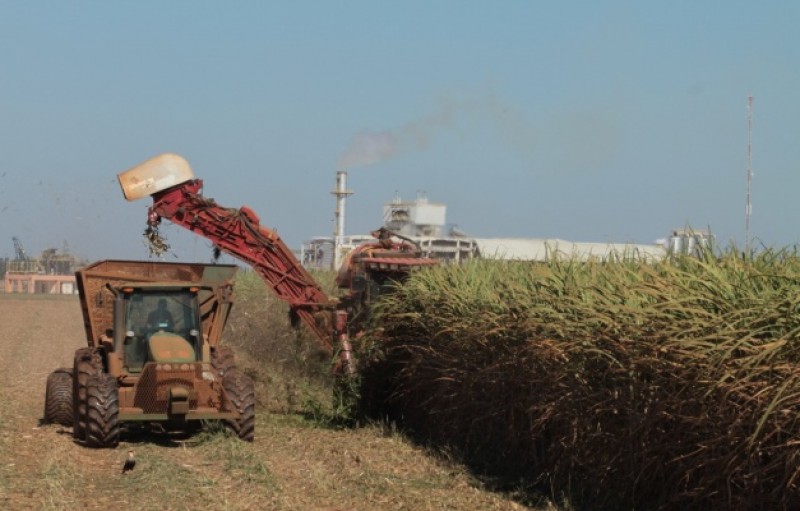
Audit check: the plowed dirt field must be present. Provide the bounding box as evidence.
[0,295,534,510]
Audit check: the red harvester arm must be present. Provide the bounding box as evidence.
[149,179,336,348]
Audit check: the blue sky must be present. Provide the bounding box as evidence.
[1,1,798,262]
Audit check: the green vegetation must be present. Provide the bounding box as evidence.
[225,269,337,416]
[357,249,800,509]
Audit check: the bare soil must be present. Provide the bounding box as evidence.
[0,295,538,510]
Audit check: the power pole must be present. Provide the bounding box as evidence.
[745,95,753,254]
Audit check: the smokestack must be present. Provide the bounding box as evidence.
[331,171,353,270]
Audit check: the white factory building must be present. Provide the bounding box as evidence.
[302,174,673,270]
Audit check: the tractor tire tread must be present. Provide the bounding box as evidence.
[85,373,120,448]
[73,348,102,439]
[44,368,73,426]
[223,370,255,442]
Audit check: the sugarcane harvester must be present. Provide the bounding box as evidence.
[118,153,436,369]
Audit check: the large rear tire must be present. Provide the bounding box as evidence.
[72,348,102,440]
[85,373,120,448]
[211,345,236,377]
[43,368,73,426]
[223,371,255,442]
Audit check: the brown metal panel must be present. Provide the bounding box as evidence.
[76,259,237,348]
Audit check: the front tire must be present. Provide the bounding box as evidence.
[43,368,73,426]
[72,348,102,440]
[85,373,120,448]
[223,371,255,442]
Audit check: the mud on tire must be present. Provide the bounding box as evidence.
[85,373,120,448]
[72,348,102,440]
[223,371,255,442]
[43,368,73,426]
[211,345,236,377]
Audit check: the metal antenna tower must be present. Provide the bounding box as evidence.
[745,95,754,254]
[12,236,28,260]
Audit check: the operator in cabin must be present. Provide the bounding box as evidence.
[147,298,174,331]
